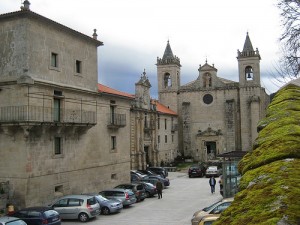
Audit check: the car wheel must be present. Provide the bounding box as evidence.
[145,191,150,198]
[78,212,89,222]
[101,207,110,215]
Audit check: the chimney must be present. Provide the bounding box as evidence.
[21,0,31,10]
[92,29,98,40]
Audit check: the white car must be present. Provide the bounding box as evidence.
[205,166,222,177]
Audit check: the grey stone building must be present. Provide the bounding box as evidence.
[0,3,132,208]
[157,34,270,161]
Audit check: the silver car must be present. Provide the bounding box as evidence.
[49,195,100,222]
[99,189,137,207]
[0,217,27,225]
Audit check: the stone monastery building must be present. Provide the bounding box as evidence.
[0,1,269,208]
[157,35,269,161]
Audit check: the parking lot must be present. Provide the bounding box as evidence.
[64,172,222,225]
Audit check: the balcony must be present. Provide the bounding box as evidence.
[107,113,126,129]
[144,120,156,131]
[171,124,178,132]
[0,105,96,125]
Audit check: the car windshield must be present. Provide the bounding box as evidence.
[203,200,221,212]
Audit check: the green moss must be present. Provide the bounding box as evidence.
[215,84,300,225]
[214,159,300,225]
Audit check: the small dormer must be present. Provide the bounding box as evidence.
[198,60,218,88]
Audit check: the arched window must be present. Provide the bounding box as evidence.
[245,66,253,80]
[164,73,171,87]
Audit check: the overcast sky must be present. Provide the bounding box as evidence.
[1,0,284,97]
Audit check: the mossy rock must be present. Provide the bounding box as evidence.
[214,159,300,225]
[216,83,300,225]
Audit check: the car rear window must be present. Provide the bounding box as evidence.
[44,210,59,218]
[87,197,96,205]
[27,211,41,218]
[6,220,27,225]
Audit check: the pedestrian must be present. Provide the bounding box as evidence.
[209,176,216,194]
[156,180,163,199]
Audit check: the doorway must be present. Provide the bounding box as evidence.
[206,141,216,160]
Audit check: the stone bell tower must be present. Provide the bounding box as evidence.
[156,40,181,113]
[237,33,266,151]
[237,32,261,87]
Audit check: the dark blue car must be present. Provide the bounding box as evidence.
[10,206,61,225]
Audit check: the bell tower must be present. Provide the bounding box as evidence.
[237,32,261,87]
[156,41,181,112]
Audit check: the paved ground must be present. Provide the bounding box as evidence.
[64,172,222,225]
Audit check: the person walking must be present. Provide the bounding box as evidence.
[209,176,216,194]
[156,180,163,199]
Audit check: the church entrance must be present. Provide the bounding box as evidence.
[206,141,216,160]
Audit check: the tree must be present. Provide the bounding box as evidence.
[277,0,300,80]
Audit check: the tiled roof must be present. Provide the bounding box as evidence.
[152,100,177,116]
[98,84,135,99]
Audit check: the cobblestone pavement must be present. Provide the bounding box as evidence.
[63,172,223,225]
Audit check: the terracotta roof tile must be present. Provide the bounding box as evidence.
[152,100,177,116]
[98,84,135,99]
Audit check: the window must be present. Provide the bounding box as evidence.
[165,119,167,130]
[157,115,160,129]
[165,135,168,143]
[54,137,62,155]
[203,94,213,105]
[111,136,116,150]
[55,185,63,193]
[158,135,160,144]
[75,60,82,74]
[51,53,58,67]
[164,73,171,87]
[54,98,61,122]
[245,66,254,80]
[172,135,174,143]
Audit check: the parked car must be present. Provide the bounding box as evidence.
[0,217,27,225]
[188,164,206,178]
[140,177,165,189]
[205,166,222,177]
[114,183,146,202]
[49,195,100,222]
[82,194,123,215]
[137,169,162,177]
[99,189,137,207]
[197,214,220,225]
[131,170,147,179]
[134,181,157,197]
[143,175,170,187]
[130,171,147,182]
[147,167,168,178]
[191,198,233,225]
[10,207,60,225]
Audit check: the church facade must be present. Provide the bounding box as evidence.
[157,34,270,162]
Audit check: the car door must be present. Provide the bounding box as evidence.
[52,198,69,219]
[66,198,83,219]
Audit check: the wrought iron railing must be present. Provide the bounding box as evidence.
[0,105,96,124]
[107,113,126,127]
[144,120,156,130]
